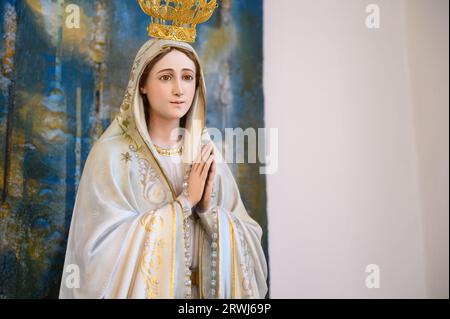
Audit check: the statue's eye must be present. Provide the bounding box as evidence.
[184,75,194,81]
[160,75,172,81]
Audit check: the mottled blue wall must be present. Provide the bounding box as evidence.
[0,0,267,298]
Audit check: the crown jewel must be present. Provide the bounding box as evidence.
[138,0,219,43]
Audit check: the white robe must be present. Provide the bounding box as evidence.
[154,143,206,299]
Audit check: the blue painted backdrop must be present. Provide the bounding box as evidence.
[0,0,267,298]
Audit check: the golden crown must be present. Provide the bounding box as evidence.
[138,0,219,43]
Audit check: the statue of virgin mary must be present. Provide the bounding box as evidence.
[59,35,268,299]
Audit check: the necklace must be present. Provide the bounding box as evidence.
[154,143,183,156]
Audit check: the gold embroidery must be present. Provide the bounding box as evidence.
[117,116,143,154]
[140,211,163,232]
[130,57,142,83]
[229,217,235,298]
[120,91,133,111]
[230,214,254,298]
[170,202,176,298]
[140,213,164,298]
[121,152,132,163]
[138,158,165,203]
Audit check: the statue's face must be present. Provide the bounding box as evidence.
[141,49,197,123]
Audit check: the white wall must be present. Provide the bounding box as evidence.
[264,0,448,298]
[402,0,449,299]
